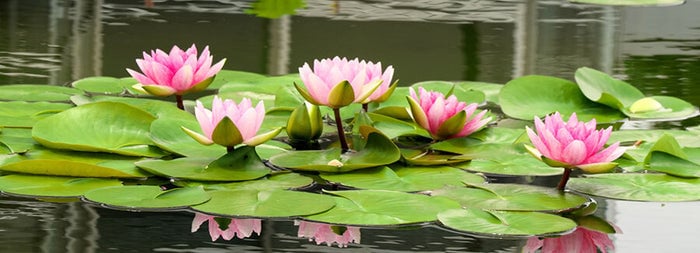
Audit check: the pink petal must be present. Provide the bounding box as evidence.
[170,65,194,92]
[562,140,587,165]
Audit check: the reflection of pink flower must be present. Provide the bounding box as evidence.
[191,213,261,241]
[408,87,490,140]
[523,226,615,253]
[295,220,361,248]
[127,44,225,96]
[526,112,624,172]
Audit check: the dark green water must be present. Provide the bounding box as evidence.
[1,0,700,252]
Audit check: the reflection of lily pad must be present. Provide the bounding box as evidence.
[568,173,700,201]
[431,184,588,212]
[320,165,484,192]
[438,208,576,237]
[0,174,122,198]
[191,189,336,218]
[305,190,461,226]
[136,146,269,181]
[499,75,624,123]
[84,185,210,210]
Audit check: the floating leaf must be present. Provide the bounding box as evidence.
[431,184,588,212]
[208,69,267,90]
[498,75,624,123]
[0,84,83,102]
[462,157,564,176]
[648,152,700,178]
[32,101,167,157]
[71,76,135,94]
[183,172,313,191]
[191,189,335,218]
[574,67,644,109]
[0,128,35,154]
[304,190,461,226]
[320,165,484,192]
[0,146,149,178]
[83,185,210,210]
[438,208,576,237]
[568,173,700,201]
[621,96,697,120]
[149,115,225,158]
[0,101,73,128]
[269,131,400,172]
[400,149,470,166]
[0,174,122,198]
[136,146,270,181]
[412,81,486,104]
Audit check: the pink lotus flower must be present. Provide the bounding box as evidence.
[182,96,281,148]
[295,220,361,248]
[523,226,615,253]
[407,87,491,140]
[525,112,624,173]
[296,56,392,108]
[191,213,261,241]
[127,44,225,96]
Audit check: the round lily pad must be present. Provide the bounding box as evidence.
[320,165,485,192]
[191,189,336,218]
[0,174,122,198]
[430,184,589,212]
[83,185,210,210]
[304,190,461,226]
[71,76,133,94]
[621,96,698,120]
[0,101,74,128]
[149,116,225,158]
[183,172,313,191]
[0,84,83,102]
[438,208,577,237]
[568,173,700,201]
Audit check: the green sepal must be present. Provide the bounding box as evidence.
[373,80,400,103]
[186,75,215,94]
[211,117,243,147]
[140,84,177,97]
[435,110,467,140]
[181,126,214,145]
[406,95,428,130]
[244,127,283,146]
[577,162,618,173]
[575,215,617,234]
[293,82,322,105]
[328,81,355,108]
[356,79,383,103]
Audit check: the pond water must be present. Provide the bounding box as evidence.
[1,0,700,252]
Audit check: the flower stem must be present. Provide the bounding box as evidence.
[557,168,573,191]
[362,103,369,112]
[226,146,235,153]
[175,95,185,110]
[332,108,349,153]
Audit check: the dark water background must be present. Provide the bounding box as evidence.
[1,0,700,252]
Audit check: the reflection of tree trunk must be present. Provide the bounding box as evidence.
[461,24,479,81]
[267,16,292,76]
[71,0,103,81]
[599,7,617,73]
[41,202,100,253]
[513,0,537,78]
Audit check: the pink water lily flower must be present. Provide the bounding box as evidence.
[182,96,281,148]
[407,87,491,140]
[127,44,225,97]
[523,226,615,253]
[296,56,390,108]
[191,213,261,241]
[295,220,361,248]
[525,112,624,173]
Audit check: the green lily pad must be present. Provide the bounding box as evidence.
[568,173,700,201]
[319,165,485,192]
[0,101,74,128]
[304,190,461,226]
[438,208,577,237]
[0,174,122,198]
[191,189,336,218]
[208,69,267,90]
[574,67,644,110]
[498,75,624,123]
[368,112,423,139]
[455,81,503,104]
[400,149,471,166]
[149,115,226,158]
[136,146,270,181]
[0,128,35,154]
[83,185,211,210]
[182,172,313,191]
[648,152,700,178]
[32,101,167,157]
[0,84,83,102]
[269,131,400,172]
[88,96,184,118]
[431,184,588,212]
[569,0,684,6]
[0,146,149,178]
[461,157,565,176]
[411,81,486,104]
[71,76,135,94]
[621,96,697,120]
